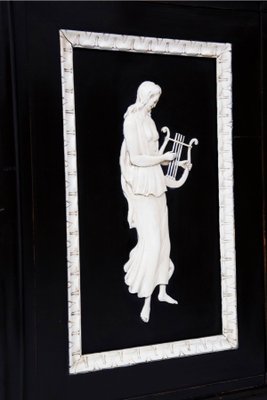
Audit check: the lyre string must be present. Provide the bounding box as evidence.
[167,133,179,178]
[166,132,178,177]
[173,135,185,179]
[170,134,181,179]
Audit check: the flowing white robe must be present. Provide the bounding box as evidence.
[120,112,174,298]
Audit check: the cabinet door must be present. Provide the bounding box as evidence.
[10,2,265,399]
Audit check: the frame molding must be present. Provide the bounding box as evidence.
[60,29,238,374]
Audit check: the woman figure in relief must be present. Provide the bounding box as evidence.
[120,81,188,323]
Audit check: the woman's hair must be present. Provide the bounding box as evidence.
[124,81,162,119]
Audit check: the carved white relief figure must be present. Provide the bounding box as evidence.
[120,81,197,323]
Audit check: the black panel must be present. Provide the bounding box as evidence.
[7,2,266,400]
[262,7,267,380]
[74,48,221,354]
[168,2,261,11]
[0,3,23,400]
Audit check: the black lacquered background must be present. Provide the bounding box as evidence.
[73,49,221,354]
[9,2,266,400]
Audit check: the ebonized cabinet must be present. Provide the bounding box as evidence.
[1,2,267,399]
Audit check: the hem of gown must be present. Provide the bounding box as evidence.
[127,281,169,298]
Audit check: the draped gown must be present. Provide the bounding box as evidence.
[120,111,174,298]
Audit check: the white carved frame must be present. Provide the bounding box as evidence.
[60,29,238,374]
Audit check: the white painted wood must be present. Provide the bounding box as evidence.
[60,29,237,374]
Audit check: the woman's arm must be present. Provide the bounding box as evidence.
[124,118,174,167]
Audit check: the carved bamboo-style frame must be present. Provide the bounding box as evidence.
[60,29,238,374]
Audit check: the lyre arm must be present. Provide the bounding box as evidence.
[159,126,170,155]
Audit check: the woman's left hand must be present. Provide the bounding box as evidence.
[179,160,192,171]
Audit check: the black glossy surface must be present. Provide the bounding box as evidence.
[6,1,266,400]
[73,48,221,354]
[0,3,22,400]
[262,7,267,374]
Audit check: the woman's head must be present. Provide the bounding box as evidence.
[136,81,162,109]
[124,81,162,118]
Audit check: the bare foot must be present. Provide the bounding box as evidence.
[158,285,178,304]
[140,297,151,323]
[158,292,178,304]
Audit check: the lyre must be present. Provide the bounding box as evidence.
[161,126,198,189]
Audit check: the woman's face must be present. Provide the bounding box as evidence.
[145,91,161,111]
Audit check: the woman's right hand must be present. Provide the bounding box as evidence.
[162,151,176,162]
